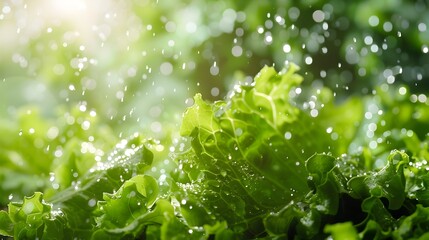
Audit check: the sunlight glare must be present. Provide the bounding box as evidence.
[50,0,87,15]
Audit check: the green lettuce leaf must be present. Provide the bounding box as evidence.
[94,175,173,238]
[5,192,51,239]
[3,63,429,239]
[324,222,359,240]
[176,64,344,237]
[265,149,413,238]
[0,210,13,237]
[0,135,154,239]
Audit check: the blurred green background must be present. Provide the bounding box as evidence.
[0,0,428,205]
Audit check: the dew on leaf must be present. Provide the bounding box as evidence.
[23,202,35,215]
[235,128,243,137]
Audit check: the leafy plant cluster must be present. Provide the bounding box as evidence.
[2,64,429,239]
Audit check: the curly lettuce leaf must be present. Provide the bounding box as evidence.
[0,211,13,237]
[0,135,155,239]
[3,63,429,239]
[2,192,52,239]
[177,64,349,236]
[265,149,414,239]
[94,175,173,238]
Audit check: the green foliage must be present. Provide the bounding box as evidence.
[2,65,429,239]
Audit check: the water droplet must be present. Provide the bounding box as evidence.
[312,10,325,23]
[331,132,338,140]
[284,131,292,140]
[81,120,90,130]
[264,33,273,44]
[288,7,300,21]
[165,21,176,33]
[232,128,242,137]
[128,191,136,198]
[211,87,219,97]
[383,22,393,32]
[23,202,35,214]
[210,62,219,75]
[368,15,379,27]
[370,44,379,53]
[283,44,291,53]
[369,141,378,149]
[418,23,427,32]
[368,123,377,132]
[49,173,55,182]
[231,45,243,57]
[88,199,96,207]
[160,62,173,75]
[364,36,373,45]
[417,94,427,103]
[310,109,318,117]
[305,56,313,65]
